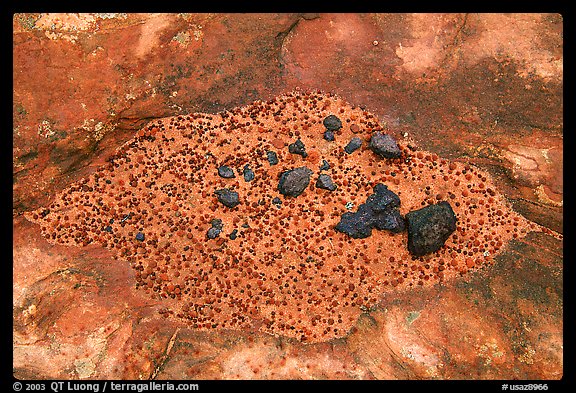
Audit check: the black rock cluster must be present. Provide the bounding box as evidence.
[210,124,456,256]
[333,131,458,255]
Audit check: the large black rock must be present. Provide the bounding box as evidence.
[406,201,457,256]
[335,183,405,238]
[369,132,402,159]
[278,167,313,197]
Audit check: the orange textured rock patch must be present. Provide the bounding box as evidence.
[25,90,557,343]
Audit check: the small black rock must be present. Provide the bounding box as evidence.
[344,137,363,154]
[272,197,282,205]
[288,139,308,158]
[323,130,335,141]
[319,160,331,171]
[215,188,240,208]
[211,219,223,230]
[206,227,221,239]
[266,150,279,165]
[104,226,113,233]
[369,132,402,159]
[217,165,235,178]
[229,229,238,240]
[243,165,255,182]
[406,201,457,256]
[323,115,342,131]
[278,167,313,197]
[316,174,337,191]
[135,232,145,241]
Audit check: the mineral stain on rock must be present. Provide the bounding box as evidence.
[26,90,549,344]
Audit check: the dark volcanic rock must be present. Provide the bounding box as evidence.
[217,165,235,178]
[278,167,313,197]
[369,132,402,159]
[243,165,255,182]
[344,137,363,154]
[316,174,337,191]
[135,232,145,241]
[266,150,279,165]
[323,114,343,131]
[288,139,308,158]
[406,201,457,256]
[323,130,335,141]
[215,188,240,208]
[229,229,238,240]
[335,183,405,238]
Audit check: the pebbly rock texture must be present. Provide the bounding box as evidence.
[335,183,404,238]
[215,188,240,208]
[217,165,235,178]
[406,201,457,256]
[278,167,313,197]
[13,14,563,381]
[370,132,402,159]
[323,114,342,131]
[288,138,308,158]
[344,137,363,154]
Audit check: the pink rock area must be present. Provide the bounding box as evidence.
[13,13,562,380]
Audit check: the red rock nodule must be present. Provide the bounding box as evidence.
[25,90,553,343]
